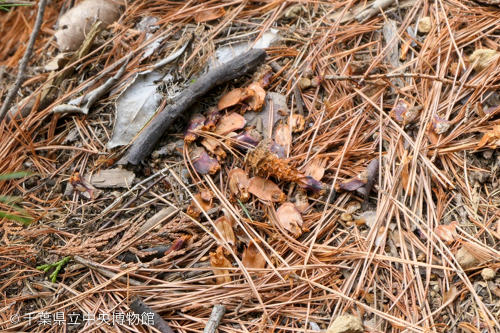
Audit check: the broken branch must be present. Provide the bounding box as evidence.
[118,49,267,166]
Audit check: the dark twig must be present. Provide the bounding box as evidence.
[0,0,48,122]
[129,297,175,333]
[357,159,379,209]
[119,49,267,166]
[204,304,226,333]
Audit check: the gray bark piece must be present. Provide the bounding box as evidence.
[88,169,135,188]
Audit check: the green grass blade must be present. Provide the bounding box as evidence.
[0,211,33,225]
[0,171,32,181]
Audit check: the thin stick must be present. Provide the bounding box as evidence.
[204,304,226,333]
[0,0,48,121]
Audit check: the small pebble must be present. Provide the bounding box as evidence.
[340,213,352,222]
[482,268,496,280]
[418,17,432,34]
[298,78,311,90]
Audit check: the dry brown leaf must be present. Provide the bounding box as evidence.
[276,202,304,238]
[246,82,266,111]
[229,168,250,202]
[209,246,232,284]
[476,125,500,150]
[214,216,236,245]
[215,113,246,135]
[187,190,214,218]
[291,114,305,132]
[242,239,266,269]
[194,7,226,23]
[218,88,252,110]
[434,221,457,244]
[443,286,458,304]
[274,124,292,151]
[55,0,124,51]
[304,158,325,181]
[248,177,286,202]
[200,136,221,155]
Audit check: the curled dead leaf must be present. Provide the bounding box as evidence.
[276,203,304,238]
[190,147,220,175]
[291,114,305,133]
[200,136,224,158]
[184,113,206,142]
[187,190,214,218]
[434,221,457,244]
[246,82,266,111]
[214,216,236,245]
[215,113,246,135]
[229,168,250,202]
[209,246,232,284]
[242,239,266,269]
[248,177,286,202]
[194,7,225,23]
[55,0,124,52]
[476,125,500,150]
[218,88,252,110]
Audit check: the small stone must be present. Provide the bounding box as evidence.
[482,268,496,280]
[340,213,352,222]
[346,201,361,214]
[327,315,364,333]
[418,17,432,34]
[298,78,311,90]
[469,49,499,72]
[456,247,481,270]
